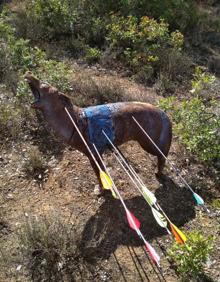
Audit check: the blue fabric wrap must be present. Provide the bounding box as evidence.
[83,104,116,153]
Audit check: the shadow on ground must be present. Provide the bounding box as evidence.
[79,175,195,263]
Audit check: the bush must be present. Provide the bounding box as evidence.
[0,8,72,99]
[69,72,126,106]
[168,231,214,281]
[16,59,72,101]
[22,146,47,179]
[106,15,184,83]
[124,0,198,32]
[22,0,76,39]
[0,96,23,143]
[18,215,82,281]
[158,69,220,165]
[85,46,102,64]
[12,0,196,77]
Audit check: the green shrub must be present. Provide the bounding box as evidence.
[0,8,72,100]
[85,46,102,64]
[63,0,198,33]
[190,66,216,96]
[168,231,214,281]
[0,97,23,143]
[211,198,220,210]
[16,59,72,100]
[124,0,198,32]
[0,8,13,40]
[106,15,184,83]
[158,69,220,165]
[24,0,77,39]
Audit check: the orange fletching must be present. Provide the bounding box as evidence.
[170,223,187,244]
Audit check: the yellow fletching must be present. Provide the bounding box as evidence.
[170,223,187,244]
[100,171,112,190]
[111,189,118,199]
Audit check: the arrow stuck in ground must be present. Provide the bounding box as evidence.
[132,116,208,212]
[93,143,161,268]
[102,129,187,244]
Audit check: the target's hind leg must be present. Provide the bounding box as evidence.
[156,155,166,176]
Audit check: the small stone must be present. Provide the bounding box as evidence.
[16,265,22,271]
[94,185,101,195]
[6,193,13,199]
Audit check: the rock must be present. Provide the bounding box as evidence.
[94,185,101,195]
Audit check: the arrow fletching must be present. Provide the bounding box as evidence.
[111,189,118,199]
[99,171,118,198]
[142,186,157,206]
[193,192,204,206]
[151,207,168,228]
[126,210,140,230]
[100,171,112,190]
[145,241,160,266]
[170,223,187,244]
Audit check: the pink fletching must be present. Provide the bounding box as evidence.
[145,241,160,266]
[126,210,140,230]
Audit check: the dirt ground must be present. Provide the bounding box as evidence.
[0,73,220,282]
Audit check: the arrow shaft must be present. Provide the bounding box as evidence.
[103,130,144,188]
[65,107,103,173]
[103,130,186,238]
[112,147,169,233]
[92,143,126,208]
[132,117,196,195]
[92,143,160,264]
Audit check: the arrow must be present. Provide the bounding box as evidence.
[113,150,171,234]
[65,107,116,197]
[126,209,141,230]
[132,116,208,211]
[170,223,187,244]
[102,130,187,244]
[155,203,187,244]
[102,130,171,235]
[102,130,157,206]
[131,162,187,244]
[93,143,161,267]
[128,163,187,243]
[93,144,117,198]
[151,207,167,228]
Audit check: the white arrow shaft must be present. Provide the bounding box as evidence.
[132,116,195,194]
[65,107,102,172]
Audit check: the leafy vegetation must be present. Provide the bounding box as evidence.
[12,0,196,84]
[158,68,220,166]
[0,97,22,142]
[106,15,184,83]
[0,8,72,95]
[0,1,220,281]
[168,231,214,281]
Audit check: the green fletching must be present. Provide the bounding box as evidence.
[151,207,168,228]
[142,186,157,206]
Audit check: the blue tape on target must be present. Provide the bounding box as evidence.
[84,104,116,153]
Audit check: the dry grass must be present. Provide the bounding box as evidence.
[22,146,47,180]
[69,72,129,107]
[0,96,23,144]
[17,214,90,282]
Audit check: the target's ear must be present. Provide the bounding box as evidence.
[58,92,72,107]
